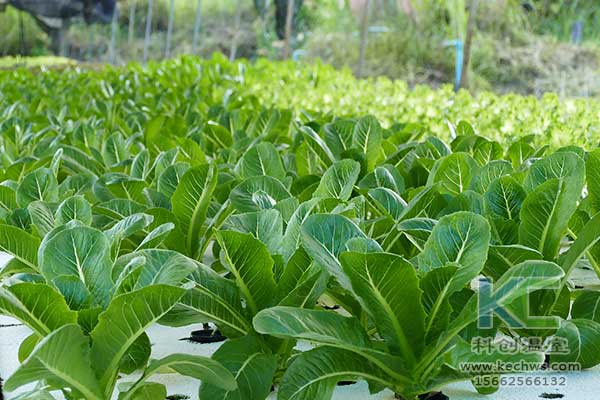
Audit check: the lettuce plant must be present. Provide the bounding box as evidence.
[253,212,565,399]
[0,215,235,399]
[161,229,328,400]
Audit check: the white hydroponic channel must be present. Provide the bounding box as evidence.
[2,254,600,400]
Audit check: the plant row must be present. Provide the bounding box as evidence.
[1,58,600,400]
[2,55,600,149]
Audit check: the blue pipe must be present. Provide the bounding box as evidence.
[443,39,464,91]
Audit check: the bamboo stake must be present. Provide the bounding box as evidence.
[128,0,136,46]
[459,0,478,89]
[165,0,175,58]
[87,23,95,61]
[192,0,202,54]
[229,2,242,61]
[109,7,119,64]
[282,0,294,59]
[143,0,154,64]
[357,0,371,77]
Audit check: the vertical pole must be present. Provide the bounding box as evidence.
[165,0,175,58]
[19,12,25,55]
[459,0,477,90]
[454,41,463,91]
[61,20,70,57]
[109,7,119,64]
[87,24,95,61]
[128,0,136,46]
[192,0,202,54]
[144,0,154,64]
[229,2,242,61]
[282,0,294,59]
[357,0,371,77]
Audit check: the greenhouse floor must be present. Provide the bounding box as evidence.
[1,314,598,400]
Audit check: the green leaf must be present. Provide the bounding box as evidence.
[397,185,445,221]
[55,195,93,226]
[472,139,503,165]
[484,176,526,220]
[0,226,38,273]
[113,249,196,289]
[247,109,281,138]
[121,382,166,400]
[200,335,276,400]
[136,222,175,250]
[16,168,59,208]
[131,149,151,180]
[95,173,146,203]
[278,346,392,400]
[0,185,18,220]
[253,306,409,381]
[340,252,425,363]
[313,160,361,201]
[0,282,77,336]
[523,151,584,192]
[91,285,185,397]
[418,211,490,290]
[507,140,534,167]
[324,119,354,158]
[172,163,218,257]
[18,333,40,362]
[485,244,542,280]
[27,201,55,237]
[106,213,152,238]
[103,132,128,167]
[120,333,151,374]
[226,209,283,254]
[280,198,320,260]
[572,291,600,322]
[254,306,371,352]
[419,265,456,342]
[39,225,113,307]
[418,261,565,377]
[369,186,407,218]
[586,148,600,213]
[276,247,313,300]
[301,126,335,167]
[551,319,600,369]
[277,247,328,308]
[125,354,236,399]
[5,324,103,400]
[448,339,544,376]
[561,212,600,278]
[204,122,233,155]
[352,115,382,170]
[278,263,327,308]
[216,230,277,314]
[236,142,286,181]
[519,178,581,260]
[395,217,436,250]
[178,265,251,337]
[301,213,366,290]
[9,389,57,400]
[478,260,566,330]
[358,164,405,193]
[440,190,483,216]
[157,162,190,199]
[60,145,105,177]
[471,160,513,193]
[229,175,292,213]
[428,152,478,196]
